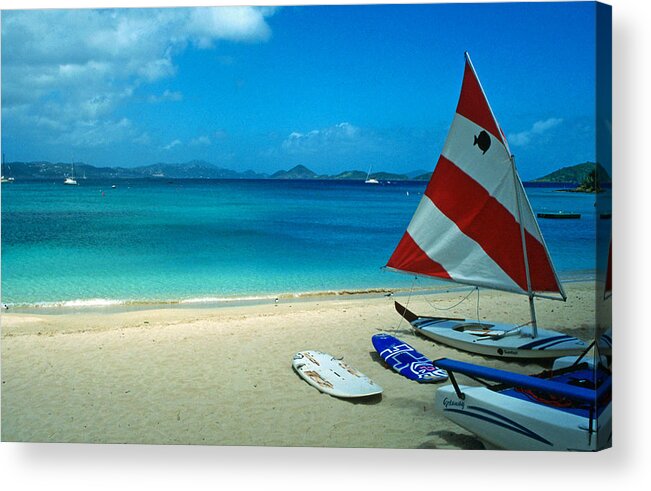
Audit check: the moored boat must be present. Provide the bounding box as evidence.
[365,165,379,184]
[537,211,581,219]
[64,162,78,185]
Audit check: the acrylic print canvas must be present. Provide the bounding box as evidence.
[1,2,611,451]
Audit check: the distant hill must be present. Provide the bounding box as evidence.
[4,160,412,181]
[271,164,318,180]
[135,160,266,179]
[329,170,368,180]
[1,160,267,180]
[413,172,432,181]
[1,161,141,180]
[271,166,411,181]
[370,171,410,181]
[327,170,410,180]
[406,169,430,179]
[533,162,611,184]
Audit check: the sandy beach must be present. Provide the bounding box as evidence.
[1,282,597,448]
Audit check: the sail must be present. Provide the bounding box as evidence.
[387,53,564,297]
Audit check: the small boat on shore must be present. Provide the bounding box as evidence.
[386,51,608,450]
[537,211,581,219]
[433,355,611,450]
[386,52,586,360]
[432,239,613,450]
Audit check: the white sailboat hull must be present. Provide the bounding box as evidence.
[413,317,587,359]
[434,384,611,451]
[396,302,587,359]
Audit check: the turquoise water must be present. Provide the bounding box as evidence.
[1,179,603,307]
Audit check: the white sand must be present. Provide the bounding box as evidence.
[1,282,597,448]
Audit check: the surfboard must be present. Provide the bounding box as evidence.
[372,333,448,383]
[292,350,383,398]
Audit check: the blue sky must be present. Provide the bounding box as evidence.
[1,3,599,180]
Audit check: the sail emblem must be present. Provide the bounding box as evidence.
[473,130,491,154]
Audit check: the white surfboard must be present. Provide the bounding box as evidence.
[292,350,383,398]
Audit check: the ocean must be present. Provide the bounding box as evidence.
[1,179,605,309]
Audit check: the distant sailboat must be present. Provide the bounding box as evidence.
[387,53,586,359]
[365,166,379,184]
[64,162,78,185]
[1,153,14,182]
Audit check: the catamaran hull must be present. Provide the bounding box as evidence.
[413,318,587,359]
[434,384,611,451]
[396,302,587,359]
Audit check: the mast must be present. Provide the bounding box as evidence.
[467,51,550,336]
[510,155,538,337]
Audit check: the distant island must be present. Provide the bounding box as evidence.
[0,160,268,181]
[0,160,426,182]
[1,160,608,186]
[532,161,610,193]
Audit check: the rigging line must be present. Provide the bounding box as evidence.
[418,279,477,312]
[470,287,531,330]
[394,276,417,333]
[476,286,480,325]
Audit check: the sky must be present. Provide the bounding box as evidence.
[1,2,600,180]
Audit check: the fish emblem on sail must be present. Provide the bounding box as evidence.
[473,130,491,154]
[386,53,564,298]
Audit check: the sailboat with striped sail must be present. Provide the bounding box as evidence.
[388,53,587,359]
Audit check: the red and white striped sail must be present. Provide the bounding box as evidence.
[387,53,564,298]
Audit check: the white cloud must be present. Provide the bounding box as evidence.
[282,122,362,153]
[187,7,274,48]
[508,118,563,147]
[2,7,276,148]
[59,118,137,148]
[133,132,152,145]
[190,135,211,146]
[148,90,184,103]
[214,129,228,140]
[163,139,182,150]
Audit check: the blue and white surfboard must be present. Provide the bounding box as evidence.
[372,333,448,383]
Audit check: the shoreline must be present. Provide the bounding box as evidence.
[2,271,596,314]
